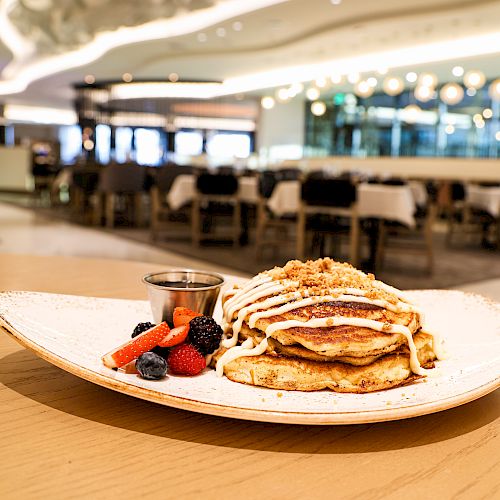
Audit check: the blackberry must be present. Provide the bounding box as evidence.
[132,322,155,338]
[136,352,167,380]
[188,316,223,355]
[151,345,170,359]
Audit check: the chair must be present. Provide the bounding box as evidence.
[374,184,436,274]
[445,182,468,244]
[150,165,194,240]
[191,173,240,246]
[296,177,359,266]
[70,165,100,223]
[95,163,146,228]
[255,169,301,259]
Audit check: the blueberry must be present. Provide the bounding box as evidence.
[136,352,167,380]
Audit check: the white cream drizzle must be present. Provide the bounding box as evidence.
[216,269,441,378]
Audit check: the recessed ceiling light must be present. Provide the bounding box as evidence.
[84,74,95,84]
[232,21,243,31]
[330,0,342,5]
[306,87,320,100]
[261,96,275,109]
[405,72,418,83]
[122,73,133,82]
[168,72,179,82]
[452,65,464,77]
[197,33,207,42]
[216,27,226,37]
[367,77,377,87]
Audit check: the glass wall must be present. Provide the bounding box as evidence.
[305,86,499,158]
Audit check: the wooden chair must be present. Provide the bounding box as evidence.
[150,165,194,240]
[191,173,240,246]
[296,176,360,266]
[255,169,301,259]
[374,188,437,275]
[94,163,146,228]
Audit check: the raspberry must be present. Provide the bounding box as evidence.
[187,316,223,355]
[132,322,155,338]
[167,344,206,375]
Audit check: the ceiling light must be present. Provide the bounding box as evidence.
[354,80,374,98]
[452,66,464,77]
[168,73,179,82]
[330,0,342,4]
[306,87,320,100]
[440,83,464,105]
[402,104,421,124]
[111,82,222,99]
[4,104,77,125]
[311,101,326,116]
[216,27,226,37]
[315,77,327,88]
[482,108,493,119]
[495,131,500,141]
[261,96,275,109]
[330,73,342,85]
[445,124,455,134]
[83,139,95,151]
[347,72,360,84]
[367,77,377,87]
[466,87,477,97]
[122,73,133,83]
[414,85,432,102]
[232,21,243,31]
[475,120,485,129]
[488,78,500,101]
[84,74,95,84]
[463,70,485,89]
[197,32,207,42]
[276,87,291,102]
[405,72,418,83]
[289,82,304,95]
[419,72,437,88]
[473,113,483,122]
[383,76,404,96]
[377,67,388,75]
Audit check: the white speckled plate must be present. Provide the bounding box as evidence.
[0,289,499,424]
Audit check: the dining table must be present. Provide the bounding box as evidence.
[0,253,498,499]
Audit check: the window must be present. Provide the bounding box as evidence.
[206,132,251,159]
[175,130,203,156]
[114,127,133,163]
[95,124,111,164]
[58,125,82,164]
[134,128,162,165]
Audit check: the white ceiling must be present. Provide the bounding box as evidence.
[1,0,500,109]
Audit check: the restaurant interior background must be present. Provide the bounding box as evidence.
[0,0,500,292]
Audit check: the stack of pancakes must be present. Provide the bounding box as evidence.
[214,258,437,393]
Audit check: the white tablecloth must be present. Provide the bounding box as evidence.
[167,175,259,211]
[467,185,500,217]
[408,181,427,207]
[267,181,417,227]
[167,174,195,210]
[357,184,416,227]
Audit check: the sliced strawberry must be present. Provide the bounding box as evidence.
[102,322,170,369]
[173,307,202,328]
[158,324,189,347]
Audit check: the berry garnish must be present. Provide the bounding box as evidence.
[158,324,189,347]
[173,307,202,328]
[132,322,155,338]
[167,344,206,375]
[136,352,168,380]
[188,316,223,355]
[102,322,171,369]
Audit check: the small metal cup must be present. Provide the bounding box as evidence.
[142,269,225,324]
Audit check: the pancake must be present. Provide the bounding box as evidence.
[215,258,441,392]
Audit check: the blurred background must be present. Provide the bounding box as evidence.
[0,0,499,292]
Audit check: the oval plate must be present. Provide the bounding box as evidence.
[0,289,499,425]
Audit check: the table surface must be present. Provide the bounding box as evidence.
[0,253,498,499]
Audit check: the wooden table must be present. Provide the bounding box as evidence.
[0,254,498,499]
